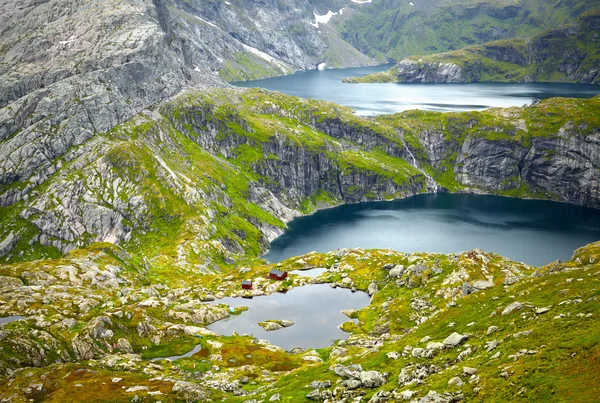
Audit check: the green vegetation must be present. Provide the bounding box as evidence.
[219,51,292,82]
[1,86,600,402]
[347,9,600,84]
[341,0,599,61]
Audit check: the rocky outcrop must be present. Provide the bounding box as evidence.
[392,60,465,83]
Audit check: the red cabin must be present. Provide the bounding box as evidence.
[269,269,288,281]
[241,280,253,290]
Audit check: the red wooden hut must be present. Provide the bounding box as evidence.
[241,280,253,290]
[269,269,288,280]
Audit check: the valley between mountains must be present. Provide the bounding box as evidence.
[1,0,600,402]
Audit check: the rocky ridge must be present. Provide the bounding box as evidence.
[0,0,373,208]
[1,88,599,270]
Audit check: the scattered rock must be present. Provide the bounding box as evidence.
[389,265,405,278]
[502,301,523,316]
[463,367,477,376]
[443,332,468,348]
[487,325,499,335]
[359,370,386,388]
[258,320,294,331]
[368,282,378,296]
[448,376,464,387]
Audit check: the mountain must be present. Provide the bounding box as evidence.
[0,0,372,206]
[1,0,600,401]
[345,9,600,84]
[341,0,600,61]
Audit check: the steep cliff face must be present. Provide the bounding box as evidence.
[1,88,599,270]
[387,97,600,207]
[347,10,600,84]
[0,0,373,206]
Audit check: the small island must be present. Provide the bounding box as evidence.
[258,320,295,331]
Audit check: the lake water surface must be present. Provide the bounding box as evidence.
[207,284,369,350]
[264,194,600,266]
[234,65,600,115]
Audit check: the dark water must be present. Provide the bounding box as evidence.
[0,316,25,325]
[234,65,600,115]
[264,194,600,266]
[207,284,369,350]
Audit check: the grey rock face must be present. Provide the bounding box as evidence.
[395,60,464,83]
[359,370,386,388]
[0,0,372,195]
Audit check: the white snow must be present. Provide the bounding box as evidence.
[311,10,338,28]
[317,62,326,70]
[351,0,373,4]
[194,15,219,29]
[241,43,289,73]
[410,2,414,5]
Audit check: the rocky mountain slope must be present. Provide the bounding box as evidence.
[0,0,373,210]
[1,87,599,270]
[2,1,600,401]
[345,10,600,84]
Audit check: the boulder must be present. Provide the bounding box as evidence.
[368,282,378,296]
[388,265,405,278]
[463,367,478,375]
[502,301,523,315]
[486,325,499,335]
[341,379,362,389]
[443,332,468,348]
[359,370,386,388]
[471,280,494,291]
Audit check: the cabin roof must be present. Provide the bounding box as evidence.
[241,280,252,285]
[269,269,286,276]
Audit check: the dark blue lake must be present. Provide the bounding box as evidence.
[264,194,600,266]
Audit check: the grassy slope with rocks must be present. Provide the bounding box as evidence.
[0,88,599,401]
[0,241,599,401]
[345,9,600,84]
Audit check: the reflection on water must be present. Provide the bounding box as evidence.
[290,268,327,278]
[234,65,600,115]
[207,284,369,350]
[264,194,600,266]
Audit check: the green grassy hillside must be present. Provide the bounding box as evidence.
[342,0,600,61]
[345,9,600,84]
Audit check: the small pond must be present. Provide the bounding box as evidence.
[290,268,328,278]
[207,284,369,350]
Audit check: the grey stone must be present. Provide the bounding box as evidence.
[502,301,523,316]
[443,332,468,348]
